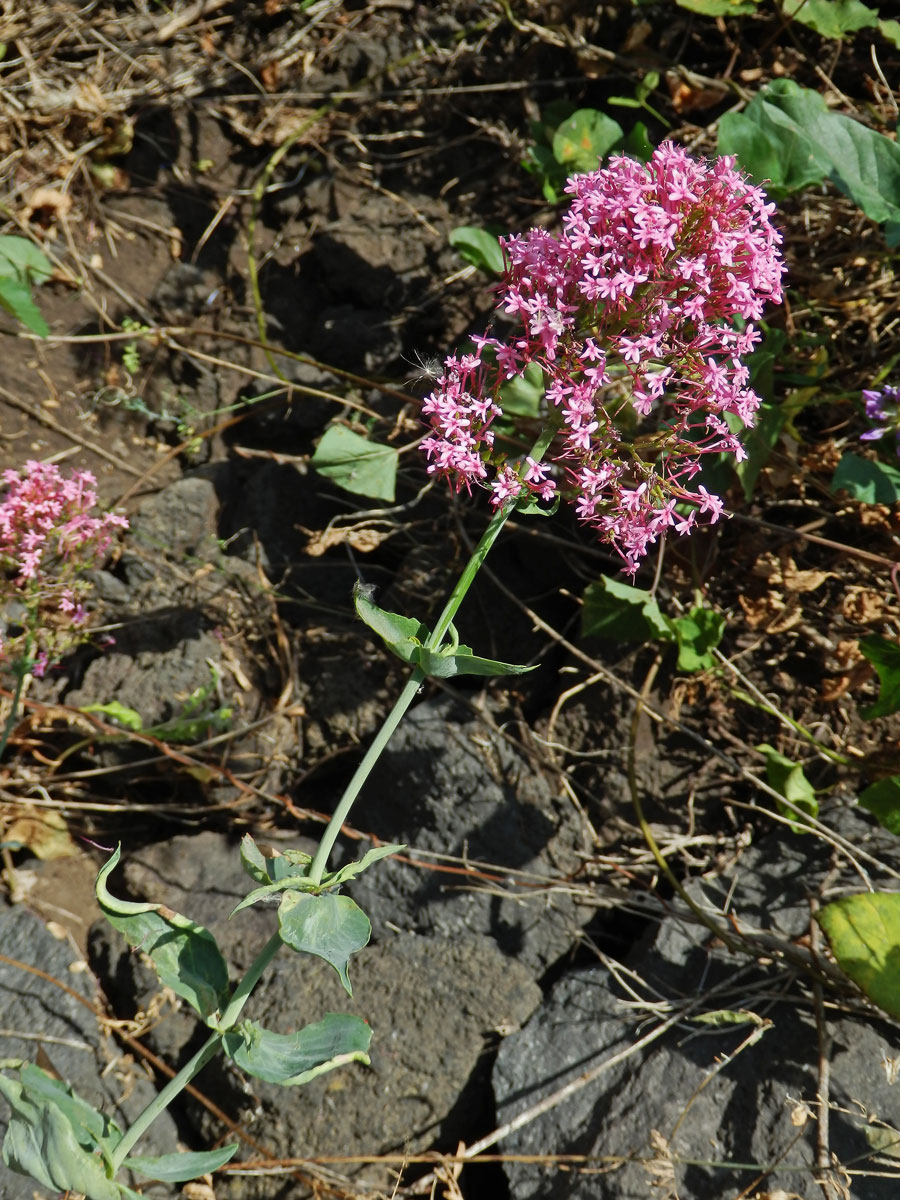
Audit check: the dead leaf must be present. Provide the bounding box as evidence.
[738,592,803,633]
[821,659,872,702]
[4,811,76,860]
[666,71,728,113]
[300,524,392,557]
[841,587,889,624]
[790,1101,815,1127]
[23,187,72,233]
[800,440,841,473]
[781,559,833,593]
[260,61,280,92]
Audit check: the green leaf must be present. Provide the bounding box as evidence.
[448,226,505,275]
[0,236,53,283]
[718,105,824,199]
[621,121,655,163]
[80,701,144,732]
[831,452,900,505]
[125,1144,239,1183]
[96,845,230,1024]
[353,581,429,665]
[0,276,49,337]
[676,0,758,12]
[859,776,900,835]
[859,636,900,719]
[15,1064,120,1156]
[222,1013,372,1086]
[499,362,544,417]
[311,426,397,502]
[0,1067,121,1200]
[670,606,725,672]
[414,643,536,679]
[781,0,879,38]
[278,891,371,995]
[728,79,900,244]
[581,576,674,642]
[240,834,309,886]
[818,892,900,1019]
[322,843,406,889]
[756,743,819,827]
[553,109,623,173]
[881,17,900,48]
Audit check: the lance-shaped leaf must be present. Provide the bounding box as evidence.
[322,843,406,889]
[0,1067,121,1200]
[96,845,230,1024]
[222,1014,372,1086]
[354,583,533,678]
[818,892,900,1020]
[125,1144,238,1183]
[278,891,371,994]
[414,644,536,678]
[353,581,429,664]
[241,833,312,884]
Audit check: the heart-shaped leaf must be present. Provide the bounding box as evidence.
[278,891,371,994]
[818,892,900,1019]
[311,426,397,502]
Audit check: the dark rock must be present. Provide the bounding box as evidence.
[0,903,178,1199]
[494,806,900,1199]
[340,699,592,974]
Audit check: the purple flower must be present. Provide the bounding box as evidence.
[860,385,900,450]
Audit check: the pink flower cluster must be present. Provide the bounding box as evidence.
[0,460,128,669]
[422,142,785,573]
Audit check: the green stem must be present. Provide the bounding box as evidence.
[308,424,559,887]
[109,931,284,1171]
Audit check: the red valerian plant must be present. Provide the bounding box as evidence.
[422,142,785,573]
[0,459,128,670]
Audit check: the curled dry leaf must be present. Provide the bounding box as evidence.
[841,587,890,624]
[4,810,76,860]
[300,524,392,557]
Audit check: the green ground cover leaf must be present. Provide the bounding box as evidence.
[818,892,900,1019]
[552,110,623,174]
[581,576,672,642]
[721,79,900,244]
[781,0,879,38]
[831,452,900,504]
[96,846,230,1023]
[222,1014,372,1086]
[448,226,505,275]
[670,606,725,672]
[756,744,819,826]
[859,776,900,835]
[858,636,900,719]
[278,891,371,994]
[311,426,397,502]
